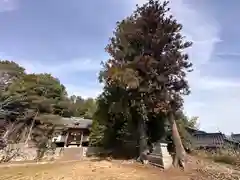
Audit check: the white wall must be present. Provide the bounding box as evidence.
[52,135,65,142]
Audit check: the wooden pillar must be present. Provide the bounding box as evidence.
[65,131,69,147]
[80,131,83,147]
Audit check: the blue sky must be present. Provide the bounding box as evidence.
[0,0,239,134]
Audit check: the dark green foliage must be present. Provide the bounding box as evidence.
[1,73,68,128]
[68,95,97,118]
[147,113,167,143]
[89,87,139,157]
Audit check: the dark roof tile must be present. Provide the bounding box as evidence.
[57,117,92,129]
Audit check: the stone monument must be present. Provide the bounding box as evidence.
[147,141,173,169]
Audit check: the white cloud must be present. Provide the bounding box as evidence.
[130,0,239,134]
[216,52,240,57]
[197,78,240,90]
[15,58,101,76]
[65,83,103,99]
[166,0,240,134]
[0,0,18,12]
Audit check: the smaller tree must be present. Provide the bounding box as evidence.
[0,60,26,146]
[0,60,25,90]
[0,72,69,161]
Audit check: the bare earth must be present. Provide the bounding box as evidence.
[0,157,239,180]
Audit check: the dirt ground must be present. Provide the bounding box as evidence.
[0,156,239,180]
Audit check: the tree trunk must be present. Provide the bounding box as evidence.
[169,112,186,169]
[3,122,25,142]
[0,121,25,150]
[25,111,38,145]
[2,122,15,139]
[137,117,149,164]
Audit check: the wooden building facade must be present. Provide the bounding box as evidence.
[52,117,92,147]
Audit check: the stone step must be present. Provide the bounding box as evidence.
[59,147,84,160]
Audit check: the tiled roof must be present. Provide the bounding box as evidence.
[192,132,240,148]
[186,127,206,135]
[231,134,240,142]
[194,132,225,137]
[56,117,92,129]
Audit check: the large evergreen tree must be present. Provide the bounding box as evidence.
[99,0,193,168]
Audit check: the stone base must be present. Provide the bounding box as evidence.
[147,143,172,169]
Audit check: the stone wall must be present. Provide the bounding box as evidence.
[1,143,106,162]
[82,147,105,157]
[0,143,63,162]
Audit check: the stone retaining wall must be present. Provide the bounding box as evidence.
[82,147,105,156]
[0,144,105,162]
[0,143,63,162]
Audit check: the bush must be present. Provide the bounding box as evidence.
[212,149,240,166]
[212,154,237,165]
[193,148,240,167]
